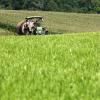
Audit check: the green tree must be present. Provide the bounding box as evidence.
[45,0,58,11]
[23,0,34,10]
[0,0,100,13]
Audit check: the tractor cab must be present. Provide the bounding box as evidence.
[25,16,48,35]
[25,16,43,25]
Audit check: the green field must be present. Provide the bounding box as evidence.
[0,10,100,100]
[0,28,14,35]
[0,10,100,34]
[0,32,99,100]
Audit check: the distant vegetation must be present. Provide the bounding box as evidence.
[0,28,14,35]
[0,0,100,13]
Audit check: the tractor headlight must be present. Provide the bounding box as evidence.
[36,27,43,34]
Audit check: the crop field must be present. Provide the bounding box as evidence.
[0,28,14,35]
[0,10,100,34]
[0,32,99,100]
[0,10,100,100]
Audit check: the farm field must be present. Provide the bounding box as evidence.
[0,28,14,35]
[0,32,99,100]
[0,10,100,34]
[0,10,100,100]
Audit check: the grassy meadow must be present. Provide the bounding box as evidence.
[0,10,100,34]
[0,10,100,100]
[0,32,100,100]
[0,28,14,35]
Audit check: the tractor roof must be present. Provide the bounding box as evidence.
[25,16,43,20]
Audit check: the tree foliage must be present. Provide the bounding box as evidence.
[0,0,100,13]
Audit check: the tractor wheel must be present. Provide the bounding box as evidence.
[16,21,25,35]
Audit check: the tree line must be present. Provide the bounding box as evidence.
[0,0,100,13]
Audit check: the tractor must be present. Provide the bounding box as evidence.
[16,16,48,35]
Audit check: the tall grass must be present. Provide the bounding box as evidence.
[0,33,99,100]
[0,28,14,35]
